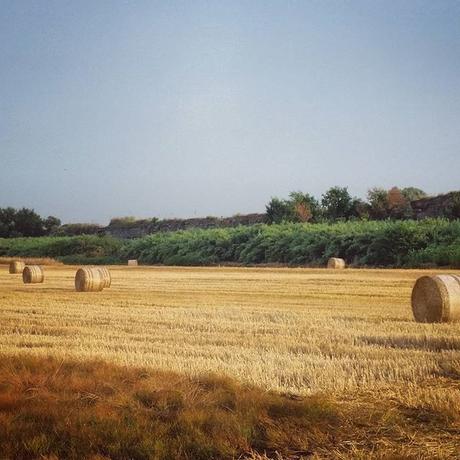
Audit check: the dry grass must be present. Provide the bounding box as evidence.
[1,265,458,394]
[0,257,62,266]
[0,354,458,459]
[0,355,339,459]
[0,265,459,457]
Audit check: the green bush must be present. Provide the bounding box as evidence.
[122,219,460,268]
[0,235,123,261]
[408,240,460,267]
[1,219,460,268]
[52,223,102,236]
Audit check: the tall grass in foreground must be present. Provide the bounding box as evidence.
[0,355,458,460]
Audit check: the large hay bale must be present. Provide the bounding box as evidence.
[22,265,45,284]
[75,267,105,292]
[9,260,25,274]
[411,274,460,323]
[128,259,138,266]
[97,267,111,288]
[327,258,346,269]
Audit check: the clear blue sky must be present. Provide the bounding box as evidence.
[1,1,459,223]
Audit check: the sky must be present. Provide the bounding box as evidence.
[1,0,459,224]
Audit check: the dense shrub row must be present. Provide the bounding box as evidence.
[0,235,123,264]
[121,219,460,268]
[1,219,459,268]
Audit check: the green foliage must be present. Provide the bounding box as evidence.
[265,192,320,224]
[122,219,460,268]
[0,207,16,237]
[42,216,62,234]
[0,207,61,238]
[53,223,103,236]
[408,240,460,267]
[349,198,370,219]
[321,187,354,220]
[1,219,460,268]
[367,188,389,220]
[289,191,320,222]
[58,255,123,265]
[265,197,295,224]
[265,186,429,224]
[401,187,427,202]
[0,235,122,260]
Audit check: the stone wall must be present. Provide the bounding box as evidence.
[103,192,460,239]
[411,191,460,219]
[105,213,266,239]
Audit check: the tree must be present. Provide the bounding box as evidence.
[349,198,370,219]
[321,187,353,220]
[43,216,61,234]
[0,207,16,237]
[401,187,427,202]
[288,191,319,222]
[0,207,61,237]
[265,198,294,224]
[387,187,406,209]
[367,188,389,220]
[14,208,46,237]
[387,187,412,219]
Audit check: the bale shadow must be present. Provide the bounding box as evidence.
[359,335,460,352]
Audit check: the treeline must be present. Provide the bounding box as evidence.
[1,219,460,268]
[2,187,459,240]
[265,186,433,223]
[0,208,61,238]
[0,208,104,238]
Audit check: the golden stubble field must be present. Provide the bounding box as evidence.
[1,264,459,400]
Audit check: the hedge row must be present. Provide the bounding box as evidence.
[1,219,459,268]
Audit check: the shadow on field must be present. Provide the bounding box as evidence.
[332,315,413,324]
[0,355,458,459]
[359,335,460,351]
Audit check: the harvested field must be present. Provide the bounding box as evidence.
[0,265,459,458]
[0,265,459,394]
[0,257,62,266]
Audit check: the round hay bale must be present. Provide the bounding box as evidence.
[75,267,105,292]
[411,274,460,323]
[22,265,44,284]
[128,259,138,267]
[9,260,25,274]
[327,258,346,269]
[97,267,111,288]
